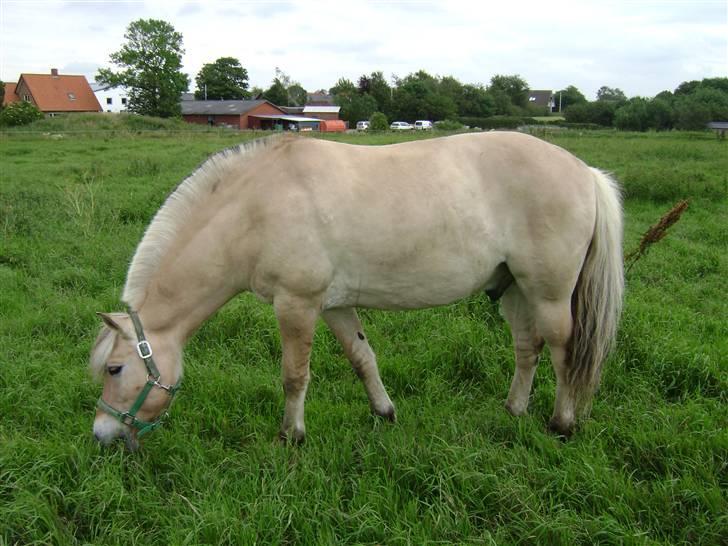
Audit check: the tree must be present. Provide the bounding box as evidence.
[555,85,587,111]
[488,74,529,109]
[329,78,357,97]
[458,84,495,118]
[614,98,651,131]
[0,81,5,110]
[287,84,307,107]
[194,57,249,100]
[338,93,378,124]
[0,101,44,126]
[674,96,711,130]
[262,78,289,106]
[596,86,627,103]
[366,71,393,119]
[390,70,457,121]
[647,98,674,130]
[674,80,701,96]
[96,19,189,117]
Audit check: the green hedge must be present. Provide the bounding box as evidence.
[554,122,604,130]
[458,116,544,129]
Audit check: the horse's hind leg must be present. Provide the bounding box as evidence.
[501,284,544,416]
[274,293,321,443]
[530,297,577,437]
[322,308,395,421]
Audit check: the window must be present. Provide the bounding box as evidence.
[121,97,127,105]
[23,94,31,102]
[529,96,536,102]
[106,97,112,105]
[68,92,76,101]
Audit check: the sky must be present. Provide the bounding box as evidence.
[1,0,726,100]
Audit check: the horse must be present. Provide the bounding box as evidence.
[90,132,623,450]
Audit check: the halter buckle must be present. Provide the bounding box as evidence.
[136,340,153,359]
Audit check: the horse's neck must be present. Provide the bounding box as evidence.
[136,246,247,345]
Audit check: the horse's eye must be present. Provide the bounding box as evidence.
[108,365,123,376]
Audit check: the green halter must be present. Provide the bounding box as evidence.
[96,308,182,437]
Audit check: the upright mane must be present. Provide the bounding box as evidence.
[122,135,282,309]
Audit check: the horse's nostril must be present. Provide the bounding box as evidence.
[94,432,101,442]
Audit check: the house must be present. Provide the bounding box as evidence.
[3,68,101,115]
[527,90,555,112]
[181,99,323,130]
[91,82,129,113]
[306,90,335,106]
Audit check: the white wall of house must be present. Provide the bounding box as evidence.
[91,83,129,113]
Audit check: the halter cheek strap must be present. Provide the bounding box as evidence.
[96,307,182,438]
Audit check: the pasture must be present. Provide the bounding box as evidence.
[0,120,726,545]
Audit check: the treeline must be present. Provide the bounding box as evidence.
[324,72,728,131]
[564,78,728,131]
[325,71,546,125]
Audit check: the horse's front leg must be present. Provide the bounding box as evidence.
[322,307,395,421]
[274,293,320,443]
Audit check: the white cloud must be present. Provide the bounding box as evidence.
[1,0,725,99]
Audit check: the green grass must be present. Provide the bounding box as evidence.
[1,119,726,545]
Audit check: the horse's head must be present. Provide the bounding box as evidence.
[90,312,181,451]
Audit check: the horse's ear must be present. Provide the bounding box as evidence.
[96,312,130,336]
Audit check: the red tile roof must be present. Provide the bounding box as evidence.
[2,82,20,106]
[15,72,101,112]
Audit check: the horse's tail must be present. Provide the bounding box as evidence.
[568,168,624,412]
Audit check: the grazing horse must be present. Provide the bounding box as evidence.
[90,132,623,450]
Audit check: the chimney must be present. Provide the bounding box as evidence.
[51,68,59,77]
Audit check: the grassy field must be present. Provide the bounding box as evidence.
[1,118,726,545]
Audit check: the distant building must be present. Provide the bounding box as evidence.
[527,90,555,112]
[181,99,323,130]
[302,105,341,121]
[2,68,101,114]
[306,90,335,106]
[91,82,129,113]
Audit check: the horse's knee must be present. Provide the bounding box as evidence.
[282,373,309,396]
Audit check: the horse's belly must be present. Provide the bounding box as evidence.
[322,254,499,311]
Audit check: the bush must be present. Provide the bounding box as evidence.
[368,111,388,131]
[0,101,44,127]
[434,119,464,131]
[564,101,617,127]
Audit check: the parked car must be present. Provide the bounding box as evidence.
[414,120,433,130]
[356,120,370,131]
[390,121,413,130]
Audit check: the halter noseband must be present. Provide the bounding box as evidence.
[96,308,181,437]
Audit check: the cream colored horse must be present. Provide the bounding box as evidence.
[91,133,623,449]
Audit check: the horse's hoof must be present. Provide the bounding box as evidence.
[279,428,306,445]
[374,404,396,422]
[504,400,528,417]
[547,417,574,441]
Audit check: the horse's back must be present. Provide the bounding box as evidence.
[246,133,598,309]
